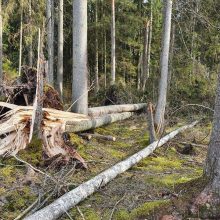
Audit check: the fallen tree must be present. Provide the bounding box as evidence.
[79,133,116,141]
[24,121,198,220]
[88,103,146,117]
[0,102,133,166]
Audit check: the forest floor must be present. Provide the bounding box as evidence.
[0,115,212,220]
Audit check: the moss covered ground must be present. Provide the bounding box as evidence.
[0,115,211,219]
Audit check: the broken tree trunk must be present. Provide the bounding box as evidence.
[25,121,198,220]
[88,103,146,117]
[66,112,134,133]
[0,103,136,166]
[147,102,157,143]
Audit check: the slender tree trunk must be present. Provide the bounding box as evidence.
[28,0,33,67]
[142,20,149,91]
[154,0,172,132]
[18,1,23,76]
[111,0,116,85]
[95,1,99,92]
[104,31,107,89]
[72,0,88,115]
[57,0,64,99]
[46,0,54,85]
[205,72,220,191]
[146,3,153,79]
[0,0,2,84]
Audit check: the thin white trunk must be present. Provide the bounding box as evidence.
[0,0,2,84]
[28,0,33,67]
[142,20,149,91]
[155,0,172,131]
[72,0,88,115]
[18,1,23,76]
[111,0,116,85]
[146,3,153,79]
[24,121,198,220]
[57,0,64,99]
[95,1,99,92]
[46,0,54,85]
[104,31,107,89]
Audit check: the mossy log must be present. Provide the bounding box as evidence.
[88,103,147,117]
[25,121,198,220]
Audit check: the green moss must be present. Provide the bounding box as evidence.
[130,200,170,218]
[104,147,126,159]
[115,209,130,220]
[0,166,16,184]
[69,207,101,220]
[18,135,43,166]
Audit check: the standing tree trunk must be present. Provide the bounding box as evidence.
[46,0,54,86]
[0,0,2,84]
[205,72,220,192]
[18,1,23,76]
[146,2,153,79]
[95,0,99,92]
[104,31,107,89]
[57,0,64,99]
[72,0,88,115]
[111,0,116,85]
[142,19,150,91]
[154,0,172,132]
[28,0,33,67]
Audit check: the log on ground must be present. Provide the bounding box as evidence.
[88,103,147,117]
[25,121,198,220]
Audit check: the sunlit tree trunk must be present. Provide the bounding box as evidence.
[111,0,116,85]
[72,0,88,115]
[28,0,33,67]
[95,0,99,92]
[18,1,23,76]
[46,0,54,85]
[142,19,149,91]
[155,0,172,132]
[0,0,2,84]
[57,0,64,99]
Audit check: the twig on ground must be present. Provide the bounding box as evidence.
[76,206,85,220]
[109,194,126,220]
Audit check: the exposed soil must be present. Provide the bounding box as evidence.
[0,115,212,219]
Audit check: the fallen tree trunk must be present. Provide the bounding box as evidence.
[88,103,146,117]
[25,121,198,220]
[0,102,133,166]
[66,112,134,132]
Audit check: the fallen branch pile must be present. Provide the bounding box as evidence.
[24,121,198,220]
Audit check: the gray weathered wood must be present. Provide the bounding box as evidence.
[25,121,198,220]
[88,103,147,117]
[66,112,134,133]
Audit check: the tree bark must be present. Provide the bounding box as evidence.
[147,102,157,143]
[28,0,33,67]
[111,0,116,85]
[72,0,88,115]
[18,1,23,76]
[142,20,150,91]
[46,0,54,85]
[29,29,43,140]
[88,103,147,117]
[57,0,64,99]
[205,72,220,191]
[95,0,99,92]
[154,0,172,132]
[24,121,198,220]
[0,0,2,85]
[66,112,134,133]
[79,133,116,141]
